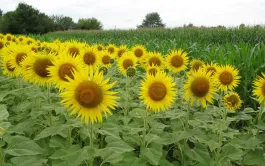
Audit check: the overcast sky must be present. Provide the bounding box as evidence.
[1,0,265,29]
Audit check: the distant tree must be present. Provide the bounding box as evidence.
[51,15,75,31]
[0,11,19,34]
[187,23,194,27]
[0,9,3,17]
[239,24,245,29]
[76,18,103,30]
[137,12,165,28]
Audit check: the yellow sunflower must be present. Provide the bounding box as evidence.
[224,92,242,111]
[116,45,127,58]
[146,64,161,76]
[64,41,86,57]
[190,59,205,71]
[166,49,189,73]
[1,55,16,77]
[60,67,119,124]
[132,45,146,59]
[48,52,84,89]
[118,52,138,75]
[0,39,6,54]
[253,73,265,104]
[204,62,218,76]
[5,34,13,42]
[99,50,113,67]
[80,46,100,69]
[184,68,218,108]
[0,34,4,40]
[144,52,164,68]
[215,65,241,91]
[139,71,176,112]
[106,44,116,54]
[18,36,26,43]
[96,44,104,51]
[21,52,54,85]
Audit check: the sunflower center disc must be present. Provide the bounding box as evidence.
[135,49,143,57]
[97,46,103,51]
[75,81,103,108]
[123,59,133,69]
[59,63,75,81]
[226,95,238,106]
[149,57,161,66]
[0,42,4,49]
[206,67,216,74]
[148,68,157,76]
[27,40,32,45]
[149,82,167,101]
[16,52,27,66]
[34,58,53,77]
[171,55,183,67]
[219,71,233,85]
[84,52,96,65]
[191,77,210,97]
[7,36,11,41]
[118,49,125,57]
[19,38,23,42]
[108,47,114,54]
[6,61,15,72]
[192,62,203,71]
[31,47,37,53]
[102,55,110,64]
[262,83,265,96]
[69,47,79,56]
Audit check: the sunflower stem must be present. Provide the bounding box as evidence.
[47,85,53,126]
[182,101,190,165]
[89,122,94,166]
[258,101,264,124]
[142,110,148,148]
[124,76,129,116]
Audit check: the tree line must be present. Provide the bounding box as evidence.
[0,3,103,34]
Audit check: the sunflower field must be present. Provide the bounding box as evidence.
[0,29,265,166]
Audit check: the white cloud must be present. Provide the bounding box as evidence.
[1,0,265,29]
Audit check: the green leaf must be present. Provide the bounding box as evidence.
[49,136,68,148]
[159,160,175,166]
[141,143,163,165]
[10,156,47,166]
[243,149,265,165]
[4,136,44,156]
[34,125,68,140]
[99,147,125,165]
[0,104,9,121]
[221,144,245,161]
[184,143,211,165]
[105,136,134,153]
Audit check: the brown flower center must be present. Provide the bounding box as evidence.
[262,83,265,96]
[97,46,103,51]
[0,41,4,49]
[219,71,233,85]
[108,47,115,54]
[192,62,203,71]
[31,47,37,53]
[123,59,133,70]
[206,67,216,75]
[75,81,102,108]
[6,61,15,72]
[59,63,75,81]
[149,57,161,66]
[148,68,157,76]
[19,38,23,42]
[118,49,125,57]
[69,47,79,56]
[134,49,143,58]
[226,94,239,107]
[171,55,183,67]
[12,38,16,42]
[191,77,210,97]
[6,36,11,41]
[27,40,32,45]
[16,53,27,66]
[83,52,96,65]
[149,82,167,101]
[34,58,53,77]
[102,55,110,64]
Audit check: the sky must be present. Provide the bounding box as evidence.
[1,0,265,29]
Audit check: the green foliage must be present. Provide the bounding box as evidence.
[50,15,75,31]
[0,9,3,17]
[76,18,103,30]
[137,12,166,28]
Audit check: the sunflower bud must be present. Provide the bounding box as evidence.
[126,67,136,77]
[109,59,115,64]
[99,66,108,75]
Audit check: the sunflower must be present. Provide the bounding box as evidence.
[60,68,119,124]
[146,64,161,76]
[48,52,84,89]
[5,34,13,42]
[99,51,113,67]
[80,47,100,69]
[132,45,146,58]
[96,44,104,51]
[253,73,265,104]
[21,52,54,85]
[184,68,218,108]
[1,55,16,77]
[190,59,205,72]
[144,52,164,68]
[139,71,176,112]
[223,92,242,111]
[204,62,218,76]
[118,52,137,75]
[18,36,26,43]
[166,49,189,73]
[116,45,127,58]
[0,34,4,40]
[0,39,6,54]
[64,41,85,57]
[215,65,240,91]
[106,44,116,54]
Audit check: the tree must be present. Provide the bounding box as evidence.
[0,11,19,34]
[0,9,3,17]
[51,15,75,31]
[76,18,103,30]
[137,12,165,28]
